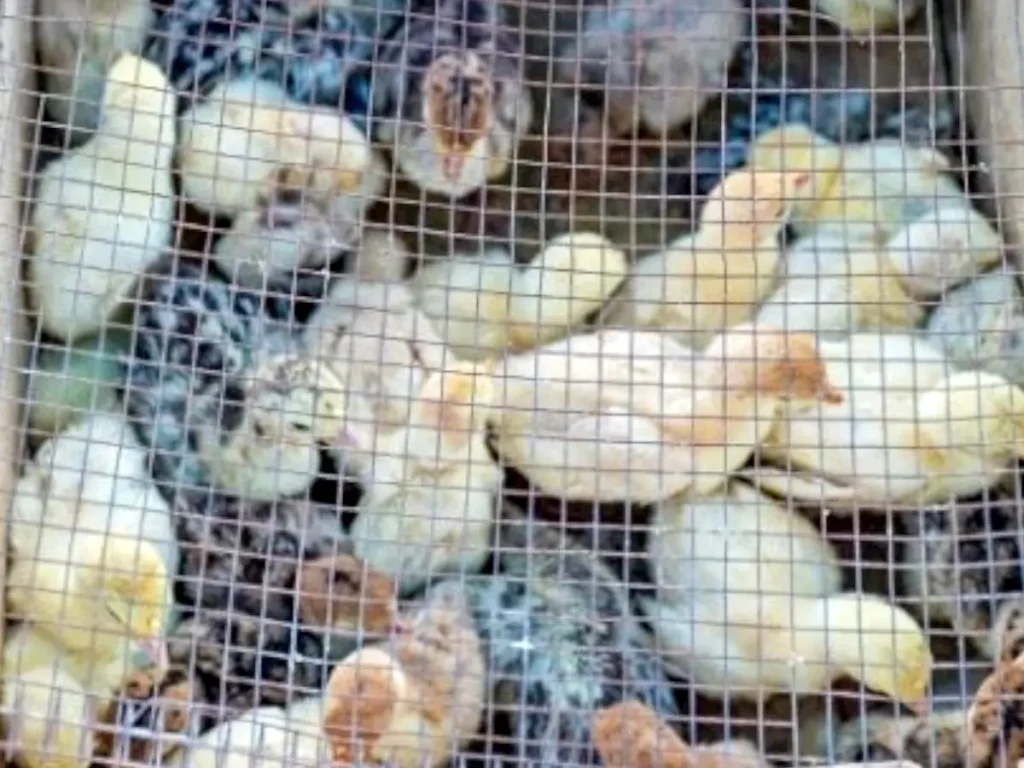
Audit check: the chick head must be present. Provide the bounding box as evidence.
[413,359,496,447]
[423,50,495,184]
[746,123,842,201]
[592,701,690,768]
[967,655,1024,768]
[322,646,401,764]
[704,323,843,404]
[699,167,810,242]
[296,553,400,637]
[82,536,170,667]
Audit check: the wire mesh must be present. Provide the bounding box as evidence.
[3,0,1021,766]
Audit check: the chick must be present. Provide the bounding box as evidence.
[323,580,486,768]
[25,328,132,440]
[8,414,177,659]
[603,167,810,348]
[178,76,381,219]
[37,0,153,136]
[194,353,345,501]
[746,123,963,243]
[812,0,925,36]
[756,232,923,335]
[592,701,769,768]
[463,508,680,766]
[169,505,401,724]
[643,481,932,709]
[301,279,451,437]
[414,232,627,360]
[901,483,1024,660]
[492,322,841,503]
[29,54,176,341]
[826,650,1024,767]
[372,0,534,198]
[927,268,1024,385]
[757,365,1024,507]
[558,0,744,139]
[347,361,500,595]
[123,256,298,492]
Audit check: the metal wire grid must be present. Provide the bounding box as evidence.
[2,0,1021,766]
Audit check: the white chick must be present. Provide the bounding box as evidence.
[491,322,842,504]
[881,203,1006,297]
[28,53,176,341]
[25,328,132,440]
[642,482,932,709]
[194,353,346,501]
[756,232,923,335]
[178,77,382,219]
[323,581,486,768]
[347,361,500,595]
[37,0,153,136]
[747,123,963,243]
[756,367,1024,507]
[301,280,451,437]
[927,268,1024,385]
[414,232,627,361]
[162,698,330,768]
[603,167,810,348]
[812,0,925,36]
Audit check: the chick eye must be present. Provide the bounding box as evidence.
[290,421,310,433]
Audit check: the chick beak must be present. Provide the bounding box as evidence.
[906,698,928,717]
[140,638,169,670]
[440,152,465,182]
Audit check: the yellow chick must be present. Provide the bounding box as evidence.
[194,353,345,501]
[812,0,925,35]
[756,231,923,334]
[8,413,177,653]
[323,581,486,768]
[747,123,962,243]
[161,697,330,768]
[347,361,500,595]
[602,167,810,348]
[301,280,451,437]
[643,481,932,710]
[491,322,842,504]
[37,0,153,136]
[28,53,176,341]
[413,232,627,361]
[178,76,381,219]
[592,701,769,768]
[756,365,1024,507]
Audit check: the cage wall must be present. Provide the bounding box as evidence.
[5,0,1024,767]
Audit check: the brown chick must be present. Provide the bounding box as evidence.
[322,581,486,768]
[373,0,534,198]
[593,701,769,768]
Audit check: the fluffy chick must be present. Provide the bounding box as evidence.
[8,414,177,664]
[29,53,176,340]
[559,0,744,138]
[643,481,932,709]
[37,0,153,136]
[756,231,923,335]
[372,0,534,198]
[463,508,680,766]
[323,580,486,768]
[301,279,451,438]
[827,650,1024,768]
[492,322,841,503]
[603,167,810,348]
[592,701,769,768]
[812,0,925,36]
[194,352,345,501]
[414,232,627,360]
[347,361,500,595]
[178,76,381,219]
[747,122,963,243]
[758,364,1024,507]
[123,256,298,493]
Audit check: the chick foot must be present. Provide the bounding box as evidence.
[94,666,197,763]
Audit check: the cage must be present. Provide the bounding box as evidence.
[2,0,1024,766]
